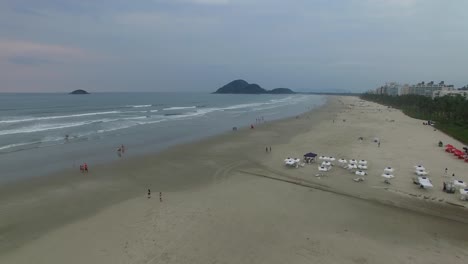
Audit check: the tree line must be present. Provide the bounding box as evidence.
[360,93,468,143]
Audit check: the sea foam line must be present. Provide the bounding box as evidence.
[163,106,197,111]
[0,111,121,124]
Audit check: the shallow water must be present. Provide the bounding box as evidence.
[0,92,324,182]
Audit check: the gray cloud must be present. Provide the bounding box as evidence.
[0,0,467,92]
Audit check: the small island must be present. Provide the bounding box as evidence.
[213,80,295,94]
[70,89,90,95]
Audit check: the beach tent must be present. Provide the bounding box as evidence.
[318,166,330,172]
[382,173,394,184]
[304,152,317,158]
[357,164,368,170]
[382,173,394,179]
[284,158,300,167]
[417,177,433,189]
[460,189,468,201]
[454,180,467,189]
[415,170,428,176]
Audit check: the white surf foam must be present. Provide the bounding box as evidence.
[126,104,152,108]
[0,111,121,124]
[162,106,197,111]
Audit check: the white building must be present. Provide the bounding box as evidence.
[433,89,468,99]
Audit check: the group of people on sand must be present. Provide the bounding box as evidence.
[79,163,88,173]
[117,144,126,157]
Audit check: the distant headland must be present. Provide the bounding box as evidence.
[213,80,295,94]
[70,89,90,95]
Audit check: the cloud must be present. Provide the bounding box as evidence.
[365,0,420,7]
[182,0,229,4]
[0,39,91,65]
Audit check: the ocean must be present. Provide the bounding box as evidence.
[0,92,325,182]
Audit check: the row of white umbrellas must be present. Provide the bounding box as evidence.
[337,159,368,165]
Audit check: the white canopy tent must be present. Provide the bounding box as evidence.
[355,170,367,176]
[358,164,368,170]
[418,176,433,189]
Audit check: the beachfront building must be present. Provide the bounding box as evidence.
[373,81,457,98]
[373,82,401,96]
[399,84,410,95]
[408,81,454,97]
[433,89,468,99]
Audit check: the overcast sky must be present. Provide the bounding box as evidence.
[1,0,467,92]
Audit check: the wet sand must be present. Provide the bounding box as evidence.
[1,96,467,264]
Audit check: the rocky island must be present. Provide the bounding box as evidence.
[70,89,90,95]
[213,80,295,94]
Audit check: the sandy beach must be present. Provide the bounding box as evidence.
[1,96,467,264]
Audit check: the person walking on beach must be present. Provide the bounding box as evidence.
[452,173,455,177]
[79,164,84,173]
[269,146,272,152]
[147,189,151,199]
[378,141,381,148]
[121,144,125,153]
[84,163,88,173]
[266,147,268,153]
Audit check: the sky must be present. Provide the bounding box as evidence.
[0,0,467,93]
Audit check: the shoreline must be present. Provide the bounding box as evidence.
[0,94,326,184]
[1,96,468,263]
[0,97,336,254]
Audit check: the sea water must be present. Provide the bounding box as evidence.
[0,92,325,182]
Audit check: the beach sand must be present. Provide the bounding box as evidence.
[1,96,467,263]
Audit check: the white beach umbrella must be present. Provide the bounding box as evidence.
[318,166,329,172]
[355,170,367,176]
[384,167,394,173]
[348,164,358,170]
[358,160,368,165]
[381,173,394,179]
[319,156,326,160]
[357,164,368,170]
[414,165,425,170]
[453,180,467,188]
[415,170,428,176]
[338,159,347,164]
[349,159,357,164]
[321,161,332,167]
[329,157,336,161]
